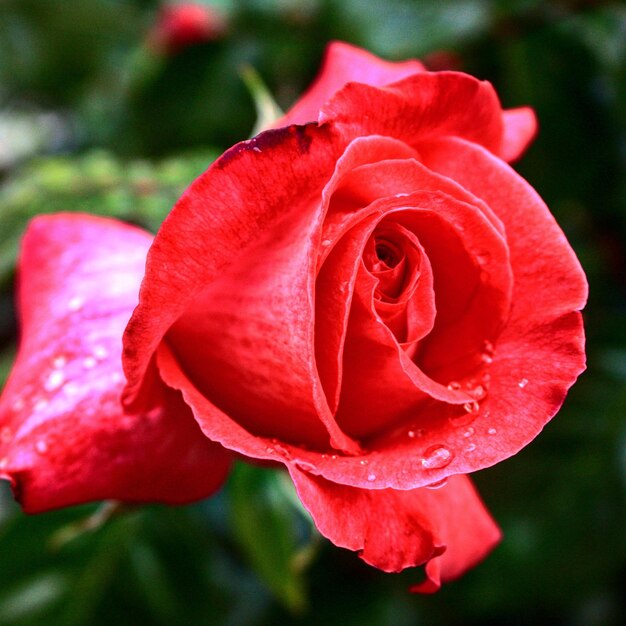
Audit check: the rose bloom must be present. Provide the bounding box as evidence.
[0,43,586,592]
[148,2,226,55]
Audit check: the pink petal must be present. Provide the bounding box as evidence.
[278,41,425,127]
[288,469,501,592]
[0,214,230,512]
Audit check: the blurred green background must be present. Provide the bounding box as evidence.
[0,1,625,624]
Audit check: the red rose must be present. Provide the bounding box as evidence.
[0,42,586,592]
[148,3,226,55]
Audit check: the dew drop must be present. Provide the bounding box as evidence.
[421,445,453,470]
[1,427,11,443]
[481,353,494,365]
[274,443,290,458]
[295,460,317,472]
[321,239,331,247]
[331,454,337,460]
[33,398,48,412]
[367,473,377,482]
[83,357,97,369]
[447,381,462,391]
[360,459,369,466]
[252,146,262,153]
[52,355,67,369]
[448,410,476,427]
[463,401,479,414]
[35,440,48,454]
[488,427,497,435]
[518,378,529,388]
[68,296,84,311]
[463,427,474,438]
[425,478,449,490]
[265,446,274,454]
[44,370,65,392]
[465,443,476,452]
[407,428,425,438]
[93,345,109,360]
[469,384,486,400]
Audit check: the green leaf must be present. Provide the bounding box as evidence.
[240,64,284,136]
[0,148,220,287]
[228,462,314,614]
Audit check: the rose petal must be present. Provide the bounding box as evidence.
[167,197,359,453]
[123,124,342,408]
[288,469,500,592]
[332,190,511,439]
[501,107,538,163]
[278,41,425,127]
[321,72,505,156]
[0,214,231,512]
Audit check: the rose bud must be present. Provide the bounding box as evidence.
[0,42,586,592]
[148,2,226,55]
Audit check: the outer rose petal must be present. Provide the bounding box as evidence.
[288,469,501,592]
[321,71,505,156]
[278,41,425,127]
[123,125,341,406]
[0,214,231,513]
[501,107,538,163]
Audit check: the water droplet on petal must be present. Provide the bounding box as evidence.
[407,428,425,438]
[321,239,331,247]
[518,378,529,388]
[488,427,497,435]
[360,459,368,465]
[93,345,108,360]
[367,473,377,482]
[421,445,453,470]
[265,446,274,454]
[295,460,317,473]
[68,296,84,311]
[35,440,48,454]
[83,357,97,369]
[463,427,474,438]
[34,398,48,412]
[44,370,65,392]
[425,478,449,490]
[274,443,290,458]
[469,384,486,400]
[463,401,480,414]
[477,252,491,266]
[465,443,476,452]
[447,381,461,391]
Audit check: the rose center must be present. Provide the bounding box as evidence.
[374,241,400,269]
